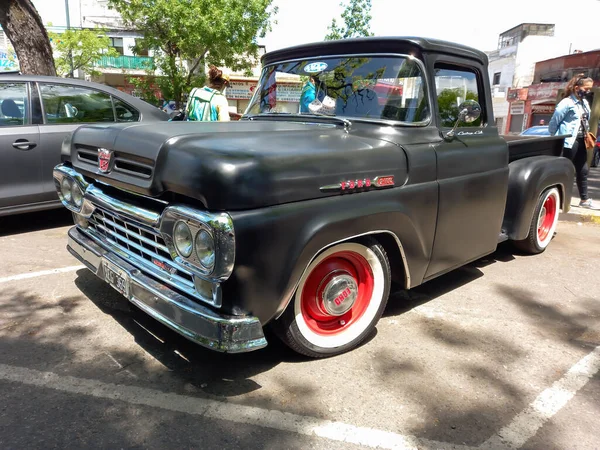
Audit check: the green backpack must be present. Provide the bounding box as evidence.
[186,87,221,121]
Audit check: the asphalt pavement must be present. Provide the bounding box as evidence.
[0,207,599,450]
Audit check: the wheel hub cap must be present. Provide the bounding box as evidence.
[320,273,358,316]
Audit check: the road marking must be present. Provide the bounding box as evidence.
[0,265,85,283]
[481,345,600,449]
[0,349,598,449]
[0,362,472,450]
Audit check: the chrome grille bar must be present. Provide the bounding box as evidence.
[85,204,203,300]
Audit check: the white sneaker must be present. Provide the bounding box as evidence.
[579,199,593,208]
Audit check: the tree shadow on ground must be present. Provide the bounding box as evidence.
[385,242,516,318]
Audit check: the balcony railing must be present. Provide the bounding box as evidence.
[93,55,154,70]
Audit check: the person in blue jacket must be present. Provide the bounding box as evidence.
[300,76,317,113]
[549,74,594,208]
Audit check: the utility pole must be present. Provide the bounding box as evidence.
[65,0,74,77]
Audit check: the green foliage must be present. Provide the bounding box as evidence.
[49,28,119,77]
[325,0,374,41]
[108,0,277,107]
[437,88,479,127]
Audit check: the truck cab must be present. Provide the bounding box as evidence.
[54,37,574,357]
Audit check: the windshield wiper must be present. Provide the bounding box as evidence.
[246,112,351,131]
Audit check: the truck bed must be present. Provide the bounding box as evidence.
[503,134,566,163]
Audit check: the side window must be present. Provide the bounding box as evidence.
[0,82,27,127]
[113,97,140,122]
[40,84,115,124]
[434,65,482,128]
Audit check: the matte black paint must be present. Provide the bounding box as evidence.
[60,37,575,330]
[71,121,425,210]
[224,183,438,323]
[503,156,575,240]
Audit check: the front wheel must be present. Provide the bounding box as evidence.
[274,238,391,358]
[514,187,560,254]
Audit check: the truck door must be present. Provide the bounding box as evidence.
[424,61,509,280]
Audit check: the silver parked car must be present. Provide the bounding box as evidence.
[0,74,169,217]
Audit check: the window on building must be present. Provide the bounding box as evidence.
[493,72,501,85]
[434,64,483,128]
[109,37,124,55]
[40,84,115,124]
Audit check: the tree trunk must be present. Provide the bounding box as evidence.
[0,0,56,75]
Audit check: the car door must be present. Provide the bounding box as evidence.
[0,81,42,211]
[424,59,509,280]
[37,82,118,201]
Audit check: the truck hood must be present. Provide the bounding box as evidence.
[70,120,408,210]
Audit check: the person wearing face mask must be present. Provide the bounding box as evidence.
[185,65,231,121]
[549,74,594,208]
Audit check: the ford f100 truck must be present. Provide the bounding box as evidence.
[54,37,574,357]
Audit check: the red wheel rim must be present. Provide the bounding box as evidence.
[537,193,557,241]
[300,251,374,336]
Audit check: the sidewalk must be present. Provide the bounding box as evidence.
[559,166,600,223]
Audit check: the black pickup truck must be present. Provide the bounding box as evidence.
[54,37,574,357]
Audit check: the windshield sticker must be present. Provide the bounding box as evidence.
[304,62,328,73]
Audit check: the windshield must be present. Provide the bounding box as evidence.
[245,56,429,124]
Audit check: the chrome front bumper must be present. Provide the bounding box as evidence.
[67,226,267,353]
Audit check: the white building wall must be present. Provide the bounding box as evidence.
[513,35,567,88]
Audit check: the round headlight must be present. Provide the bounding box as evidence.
[71,183,84,207]
[174,221,193,258]
[195,229,215,270]
[61,178,72,203]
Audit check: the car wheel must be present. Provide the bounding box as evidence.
[274,238,391,358]
[514,187,560,254]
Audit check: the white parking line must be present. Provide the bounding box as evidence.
[0,265,85,284]
[0,362,472,450]
[481,345,600,449]
[0,346,598,449]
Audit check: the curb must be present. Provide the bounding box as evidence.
[559,212,600,224]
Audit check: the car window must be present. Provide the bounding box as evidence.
[40,84,115,124]
[434,65,483,128]
[113,97,140,122]
[0,82,27,127]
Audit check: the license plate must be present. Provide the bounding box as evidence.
[103,260,130,297]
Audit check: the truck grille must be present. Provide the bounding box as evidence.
[86,206,199,297]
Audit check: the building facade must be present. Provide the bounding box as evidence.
[506,50,600,137]
[486,23,571,134]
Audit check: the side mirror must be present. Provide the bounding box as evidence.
[445,100,482,138]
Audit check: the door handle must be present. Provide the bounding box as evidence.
[12,139,37,151]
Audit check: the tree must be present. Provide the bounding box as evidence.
[0,0,56,75]
[48,28,120,78]
[108,0,277,107]
[325,0,374,41]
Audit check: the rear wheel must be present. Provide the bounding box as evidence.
[274,238,391,358]
[514,187,560,254]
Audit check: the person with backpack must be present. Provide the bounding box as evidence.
[185,66,231,121]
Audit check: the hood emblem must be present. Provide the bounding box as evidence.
[98,148,113,173]
[320,175,395,193]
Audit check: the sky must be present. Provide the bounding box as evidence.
[32,0,600,55]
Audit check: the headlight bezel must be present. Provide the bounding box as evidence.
[159,206,234,281]
[53,165,90,213]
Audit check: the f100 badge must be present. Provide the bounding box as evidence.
[320,175,395,193]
